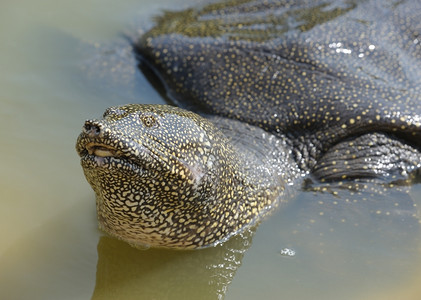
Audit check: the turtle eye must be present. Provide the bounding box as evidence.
[141,114,157,128]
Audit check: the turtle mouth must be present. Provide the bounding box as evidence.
[80,140,142,173]
[85,142,120,157]
[76,132,152,174]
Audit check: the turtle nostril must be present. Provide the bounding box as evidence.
[84,121,101,137]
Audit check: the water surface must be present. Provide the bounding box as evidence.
[1,0,421,299]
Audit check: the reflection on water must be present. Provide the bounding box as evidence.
[1,0,421,299]
[93,229,254,300]
[226,182,421,300]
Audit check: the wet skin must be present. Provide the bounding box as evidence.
[77,0,421,249]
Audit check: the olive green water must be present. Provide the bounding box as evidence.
[1,0,421,299]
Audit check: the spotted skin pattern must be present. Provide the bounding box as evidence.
[77,0,421,249]
[76,104,296,248]
[138,0,421,168]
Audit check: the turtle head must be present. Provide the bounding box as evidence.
[76,104,242,248]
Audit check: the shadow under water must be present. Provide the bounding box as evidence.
[92,228,255,300]
[84,0,421,299]
[91,178,421,299]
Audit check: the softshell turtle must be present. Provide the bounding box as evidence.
[76,0,421,249]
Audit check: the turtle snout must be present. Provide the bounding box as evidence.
[83,120,102,138]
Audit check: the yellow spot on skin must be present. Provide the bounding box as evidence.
[79,1,421,249]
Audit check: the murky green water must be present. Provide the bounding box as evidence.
[1,0,421,299]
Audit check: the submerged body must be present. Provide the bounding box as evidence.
[76,0,421,249]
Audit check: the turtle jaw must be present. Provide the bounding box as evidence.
[85,142,119,157]
[76,134,121,164]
